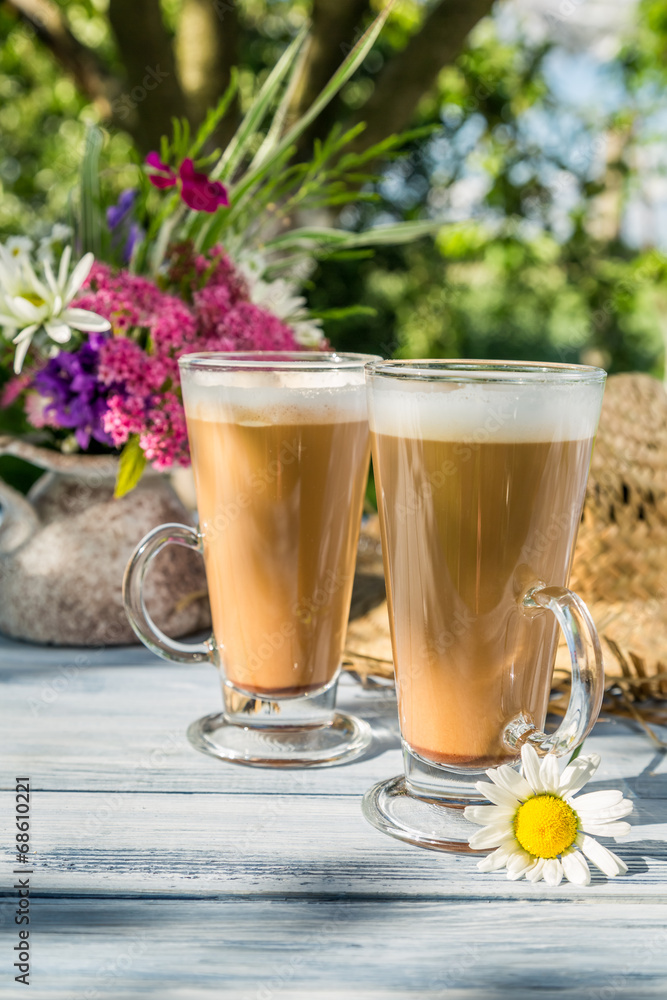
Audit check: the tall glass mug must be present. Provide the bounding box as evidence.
[362,360,606,850]
[123,352,378,767]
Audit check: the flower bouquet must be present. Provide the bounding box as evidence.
[0,7,437,646]
[0,5,435,498]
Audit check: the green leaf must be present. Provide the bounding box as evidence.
[211,24,310,183]
[310,305,378,320]
[114,435,147,499]
[567,743,584,764]
[190,74,239,157]
[226,2,396,213]
[79,126,105,257]
[262,220,440,256]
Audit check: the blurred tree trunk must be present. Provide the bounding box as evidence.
[350,0,495,152]
[10,0,496,161]
[176,0,239,148]
[287,0,370,146]
[108,0,190,153]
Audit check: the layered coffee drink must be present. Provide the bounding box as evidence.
[369,376,601,770]
[183,369,370,696]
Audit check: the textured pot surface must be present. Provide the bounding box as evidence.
[0,463,211,646]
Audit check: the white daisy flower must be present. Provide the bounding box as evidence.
[5,236,34,260]
[463,744,633,887]
[237,253,324,347]
[0,242,110,374]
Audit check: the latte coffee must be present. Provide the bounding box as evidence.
[183,370,370,696]
[369,375,601,769]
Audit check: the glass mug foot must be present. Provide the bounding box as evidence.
[362,745,490,853]
[188,676,372,768]
[362,776,488,854]
[189,713,372,769]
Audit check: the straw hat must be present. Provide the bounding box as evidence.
[567,372,667,703]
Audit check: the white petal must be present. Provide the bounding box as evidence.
[525,858,546,883]
[477,843,517,873]
[573,789,623,810]
[578,835,628,877]
[463,804,516,825]
[558,753,601,795]
[542,858,563,886]
[580,821,632,839]
[65,251,94,300]
[474,781,521,809]
[44,320,72,344]
[58,244,72,288]
[21,257,50,302]
[12,323,38,344]
[576,802,634,824]
[9,297,43,323]
[539,753,562,794]
[61,308,110,332]
[468,825,515,850]
[43,258,58,294]
[506,850,535,879]
[487,763,534,801]
[12,331,35,373]
[521,744,544,791]
[561,849,591,886]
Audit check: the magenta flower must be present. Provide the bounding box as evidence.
[145,154,229,213]
[145,153,177,190]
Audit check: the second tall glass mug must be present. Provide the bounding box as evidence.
[363,360,606,851]
[123,352,378,767]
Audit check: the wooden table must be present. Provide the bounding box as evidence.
[3,635,667,998]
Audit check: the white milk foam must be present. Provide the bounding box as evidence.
[182,369,368,426]
[368,378,604,443]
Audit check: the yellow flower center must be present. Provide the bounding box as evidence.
[20,292,45,308]
[513,794,579,859]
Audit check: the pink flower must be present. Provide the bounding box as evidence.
[145,152,177,190]
[1,373,32,407]
[65,244,309,472]
[179,159,229,213]
[145,154,229,213]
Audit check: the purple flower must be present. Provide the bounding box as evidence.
[33,333,123,450]
[107,189,137,229]
[107,189,143,264]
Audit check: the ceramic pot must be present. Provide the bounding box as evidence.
[0,436,210,645]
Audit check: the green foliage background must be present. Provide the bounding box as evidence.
[1,0,667,375]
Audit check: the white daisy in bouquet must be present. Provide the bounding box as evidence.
[0,242,110,373]
[464,744,633,886]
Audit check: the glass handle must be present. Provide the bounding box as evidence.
[504,585,604,758]
[122,522,214,664]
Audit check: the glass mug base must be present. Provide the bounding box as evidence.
[187,677,373,768]
[362,744,492,853]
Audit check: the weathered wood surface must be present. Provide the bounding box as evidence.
[2,634,667,997]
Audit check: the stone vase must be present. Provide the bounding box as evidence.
[0,436,210,646]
